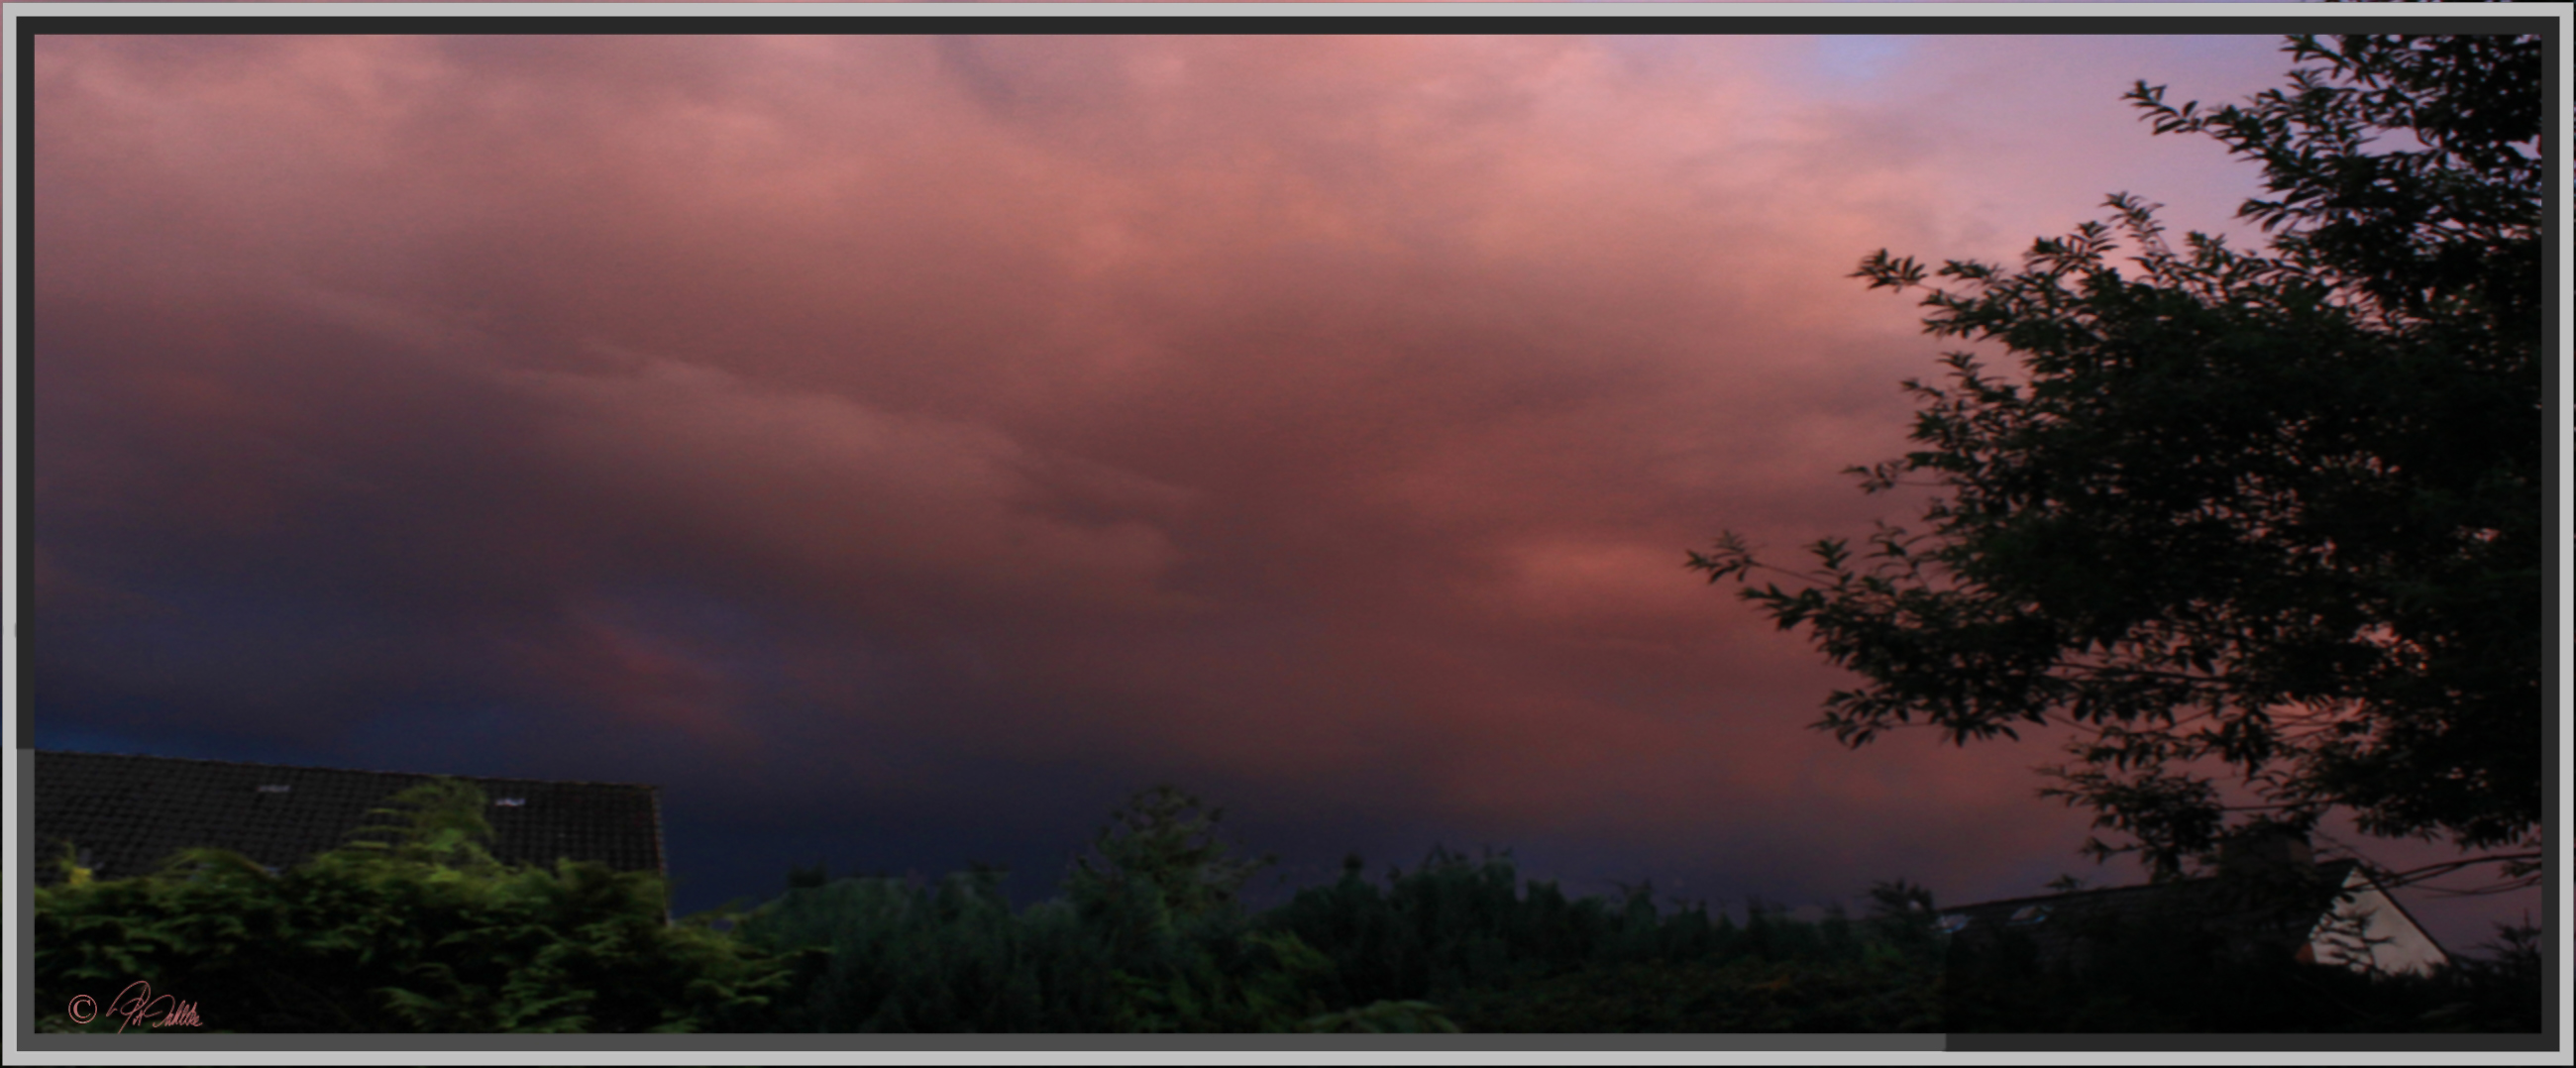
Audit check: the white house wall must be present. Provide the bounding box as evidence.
[2305,868,2448,976]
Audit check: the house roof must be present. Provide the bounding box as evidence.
[34,749,666,887]
[1934,859,2442,972]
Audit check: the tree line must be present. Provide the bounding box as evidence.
[34,779,2542,1033]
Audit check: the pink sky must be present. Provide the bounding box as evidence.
[29,29,2538,947]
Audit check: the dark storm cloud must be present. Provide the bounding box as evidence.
[40,31,2518,944]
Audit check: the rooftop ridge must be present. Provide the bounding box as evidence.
[36,748,660,791]
[1938,858,2367,915]
[35,749,670,900]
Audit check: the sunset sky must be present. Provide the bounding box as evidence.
[27,20,2538,949]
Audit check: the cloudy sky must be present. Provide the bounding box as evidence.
[27,22,2535,948]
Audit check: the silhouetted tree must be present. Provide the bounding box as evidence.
[1691,33,2541,889]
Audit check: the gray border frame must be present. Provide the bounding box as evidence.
[6,2,2566,1061]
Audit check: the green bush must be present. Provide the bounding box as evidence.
[35,778,810,1033]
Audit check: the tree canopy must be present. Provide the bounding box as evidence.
[1690,33,2543,891]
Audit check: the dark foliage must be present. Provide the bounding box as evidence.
[729,867,1122,1031]
[1932,826,2541,1033]
[731,786,1348,1032]
[1942,907,2544,1033]
[38,781,2540,1032]
[1428,876,1949,1032]
[1257,846,1824,1009]
[1445,955,1943,1033]
[35,778,807,1033]
[1688,33,2542,887]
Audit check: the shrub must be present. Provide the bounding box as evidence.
[35,777,808,1033]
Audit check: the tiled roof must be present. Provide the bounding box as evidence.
[1935,860,2373,973]
[34,750,666,887]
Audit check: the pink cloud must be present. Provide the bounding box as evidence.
[39,30,2519,940]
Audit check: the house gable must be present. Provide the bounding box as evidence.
[2302,865,2449,976]
[1938,859,2449,978]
